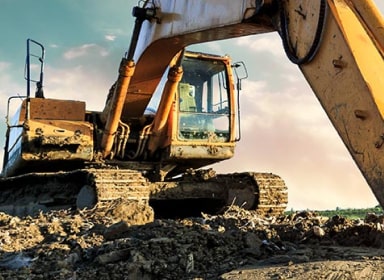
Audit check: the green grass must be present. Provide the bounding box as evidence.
[285,205,383,219]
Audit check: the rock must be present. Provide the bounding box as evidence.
[76,185,97,209]
[96,248,131,264]
[0,253,34,270]
[313,226,325,237]
[103,221,130,240]
[107,199,154,225]
[185,253,194,273]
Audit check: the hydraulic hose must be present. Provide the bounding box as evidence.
[280,0,328,65]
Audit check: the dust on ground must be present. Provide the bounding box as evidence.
[0,200,383,279]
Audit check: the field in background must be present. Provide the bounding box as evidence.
[286,205,384,219]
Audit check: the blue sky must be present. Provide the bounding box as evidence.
[1,1,384,210]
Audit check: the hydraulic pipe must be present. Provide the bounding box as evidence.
[101,58,135,158]
[147,65,183,154]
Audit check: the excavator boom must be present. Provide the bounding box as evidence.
[124,0,274,117]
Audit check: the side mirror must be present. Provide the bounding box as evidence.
[232,61,248,91]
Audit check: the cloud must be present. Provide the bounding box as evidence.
[43,64,111,111]
[0,62,24,115]
[105,35,117,41]
[235,35,285,58]
[0,62,11,71]
[376,1,384,11]
[196,41,225,54]
[63,44,109,60]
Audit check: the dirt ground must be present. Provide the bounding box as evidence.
[0,201,383,279]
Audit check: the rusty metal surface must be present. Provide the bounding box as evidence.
[20,98,86,121]
[21,119,93,163]
[169,143,234,159]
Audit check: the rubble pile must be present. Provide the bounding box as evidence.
[0,204,383,279]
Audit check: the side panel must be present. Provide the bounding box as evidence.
[19,98,86,121]
[21,119,94,161]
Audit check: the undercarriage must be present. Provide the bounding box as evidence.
[0,167,288,220]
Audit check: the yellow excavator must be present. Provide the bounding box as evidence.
[1,0,383,217]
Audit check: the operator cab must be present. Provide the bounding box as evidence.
[177,53,231,143]
[156,51,247,175]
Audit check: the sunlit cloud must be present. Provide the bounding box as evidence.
[0,62,24,113]
[375,1,384,11]
[105,35,117,41]
[196,41,224,54]
[236,34,285,58]
[43,64,111,111]
[63,44,109,60]
[101,27,127,37]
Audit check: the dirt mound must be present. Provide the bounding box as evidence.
[0,205,383,279]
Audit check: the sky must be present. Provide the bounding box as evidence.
[1,1,384,210]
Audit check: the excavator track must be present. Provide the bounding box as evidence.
[0,169,151,217]
[250,173,288,216]
[0,168,287,218]
[149,171,288,217]
[78,169,150,205]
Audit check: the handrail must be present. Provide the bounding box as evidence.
[24,39,45,98]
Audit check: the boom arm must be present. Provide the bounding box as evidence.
[116,0,384,207]
[298,0,384,206]
[122,0,275,117]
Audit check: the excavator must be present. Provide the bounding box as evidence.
[0,0,383,218]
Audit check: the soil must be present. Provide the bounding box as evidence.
[0,201,383,279]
